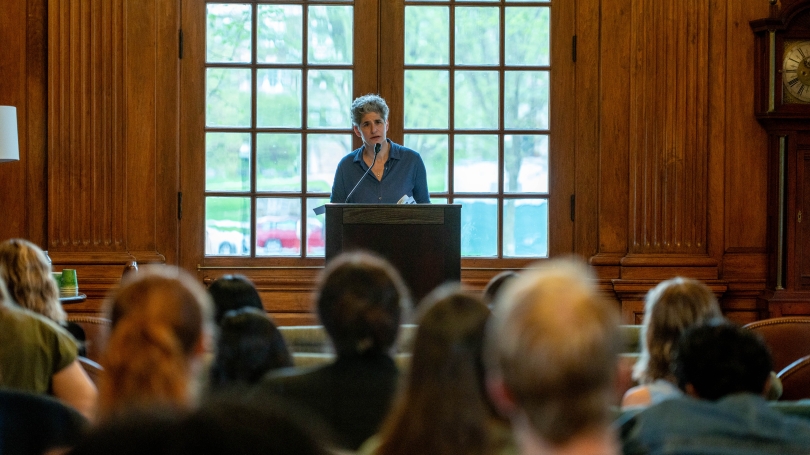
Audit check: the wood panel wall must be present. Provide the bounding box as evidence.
[0,0,179,316]
[0,0,778,324]
[585,0,771,323]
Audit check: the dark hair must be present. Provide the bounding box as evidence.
[207,275,264,324]
[483,271,518,306]
[66,409,180,455]
[209,307,293,390]
[172,395,331,455]
[673,320,773,401]
[69,397,330,455]
[316,251,410,356]
[375,284,495,455]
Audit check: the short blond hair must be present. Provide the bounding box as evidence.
[633,277,722,384]
[485,258,620,445]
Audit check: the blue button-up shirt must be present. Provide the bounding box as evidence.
[330,140,431,204]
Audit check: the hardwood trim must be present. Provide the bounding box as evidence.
[378,0,403,143]
[549,0,576,256]
[178,0,206,275]
[26,0,49,245]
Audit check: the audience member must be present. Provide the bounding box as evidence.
[208,306,293,391]
[253,251,411,450]
[621,277,722,407]
[620,321,810,454]
[98,265,214,420]
[0,238,89,354]
[0,388,89,455]
[67,409,181,455]
[207,274,265,325]
[484,258,622,455]
[359,284,514,455]
[482,270,518,308]
[172,394,332,455]
[0,270,97,421]
[69,395,330,455]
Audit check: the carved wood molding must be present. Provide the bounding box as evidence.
[629,0,710,254]
[47,0,126,252]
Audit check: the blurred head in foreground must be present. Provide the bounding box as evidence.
[99,265,214,420]
[674,320,772,400]
[485,257,621,453]
[316,251,410,357]
[375,284,499,455]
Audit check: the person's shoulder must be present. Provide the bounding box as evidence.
[337,147,362,165]
[1,304,69,335]
[343,148,362,161]
[391,142,420,157]
[622,384,652,408]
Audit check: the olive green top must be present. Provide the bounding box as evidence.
[0,304,78,393]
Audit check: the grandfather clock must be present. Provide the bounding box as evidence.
[753,0,810,316]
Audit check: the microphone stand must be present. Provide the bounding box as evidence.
[344,142,381,203]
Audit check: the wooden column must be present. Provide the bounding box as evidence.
[590,0,727,320]
[46,0,179,313]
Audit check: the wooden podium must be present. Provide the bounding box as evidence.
[325,204,461,303]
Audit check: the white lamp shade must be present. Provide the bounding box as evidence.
[0,106,20,163]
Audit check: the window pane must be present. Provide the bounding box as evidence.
[405,134,448,193]
[405,70,449,129]
[207,4,252,64]
[505,7,549,66]
[458,198,497,257]
[206,197,249,256]
[308,5,353,65]
[455,7,499,65]
[431,197,449,205]
[207,68,252,127]
[206,133,251,192]
[454,135,498,193]
[306,198,328,257]
[504,71,549,130]
[256,198,302,256]
[455,71,499,129]
[307,70,352,128]
[505,135,548,193]
[307,134,352,193]
[504,199,548,257]
[257,69,302,128]
[256,133,301,192]
[257,5,303,63]
[405,6,449,65]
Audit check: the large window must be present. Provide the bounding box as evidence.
[403,1,550,257]
[183,0,568,269]
[203,2,352,258]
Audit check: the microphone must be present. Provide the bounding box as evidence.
[344,143,382,203]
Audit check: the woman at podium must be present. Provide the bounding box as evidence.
[330,94,430,204]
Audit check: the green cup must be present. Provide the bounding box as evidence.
[52,272,62,287]
[60,269,78,296]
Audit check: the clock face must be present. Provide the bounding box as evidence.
[783,40,810,103]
